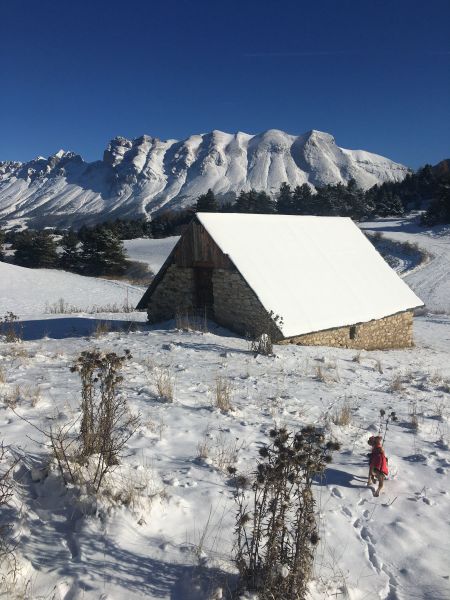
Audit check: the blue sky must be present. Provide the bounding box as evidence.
[1,0,449,167]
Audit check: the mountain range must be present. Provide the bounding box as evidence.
[0,129,409,228]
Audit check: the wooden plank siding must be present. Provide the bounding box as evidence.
[173,220,233,269]
[136,217,233,310]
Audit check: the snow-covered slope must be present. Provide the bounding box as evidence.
[0,261,144,317]
[361,216,450,314]
[0,130,409,228]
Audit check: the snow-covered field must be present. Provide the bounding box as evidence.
[0,218,449,600]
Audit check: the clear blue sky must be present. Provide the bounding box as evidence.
[1,0,449,168]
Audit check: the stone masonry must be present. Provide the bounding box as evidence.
[145,262,414,350]
[212,268,277,337]
[281,310,414,350]
[146,265,195,323]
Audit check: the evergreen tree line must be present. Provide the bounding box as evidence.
[194,163,450,224]
[1,163,449,262]
[195,179,403,220]
[3,227,128,275]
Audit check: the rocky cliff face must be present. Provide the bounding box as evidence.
[0,129,409,228]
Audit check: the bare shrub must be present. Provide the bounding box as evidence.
[0,443,19,589]
[153,367,174,402]
[214,376,233,412]
[0,313,21,343]
[332,401,352,426]
[71,350,140,487]
[234,427,340,599]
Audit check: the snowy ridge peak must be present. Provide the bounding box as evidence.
[0,128,410,227]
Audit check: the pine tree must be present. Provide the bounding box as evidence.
[422,184,450,225]
[292,184,314,214]
[13,231,58,268]
[255,191,276,214]
[196,189,218,212]
[276,183,294,214]
[60,231,83,272]
[80,227,128,276]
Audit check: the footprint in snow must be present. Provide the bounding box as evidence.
[341,506,352,518]
[331,487,344,498]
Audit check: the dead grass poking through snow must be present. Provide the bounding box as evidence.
[196,429,243,472]
[315,362,340,384]
[409,400,420,431]
[389,374,404,394]
[332,401,352,426]
[2,384,22,409]
[0,366,5,385]
[154,367,174,403]
[93,321,111,338]
[214,376,233,412]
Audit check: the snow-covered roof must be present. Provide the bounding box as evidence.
[196,213,423,338]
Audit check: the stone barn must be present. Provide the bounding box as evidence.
[137,213,423,349]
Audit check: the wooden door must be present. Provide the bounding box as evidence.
[194,267,214,315]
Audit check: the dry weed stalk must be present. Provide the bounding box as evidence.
[0,443,19,588]
[214,376,233,412]
[94,321,111,337]
[154,367,174,402]
[0,313,22,343]
[234,427,340,599]
[332,401,352,426]
[13,349,140,494]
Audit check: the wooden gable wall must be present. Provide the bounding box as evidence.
[172,219,233,269]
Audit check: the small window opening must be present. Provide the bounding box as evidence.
[349,325,357,340]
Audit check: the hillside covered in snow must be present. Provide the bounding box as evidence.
[0,129,409,228]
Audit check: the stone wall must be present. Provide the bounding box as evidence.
[145,263,414,350]
[280,310,414,350]
[146,265,195,323]
[212,269,277,337]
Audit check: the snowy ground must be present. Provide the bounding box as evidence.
[0,219,449,600]
[361,215,450,314]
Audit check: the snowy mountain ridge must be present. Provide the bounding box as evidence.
[0,129,409,228]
